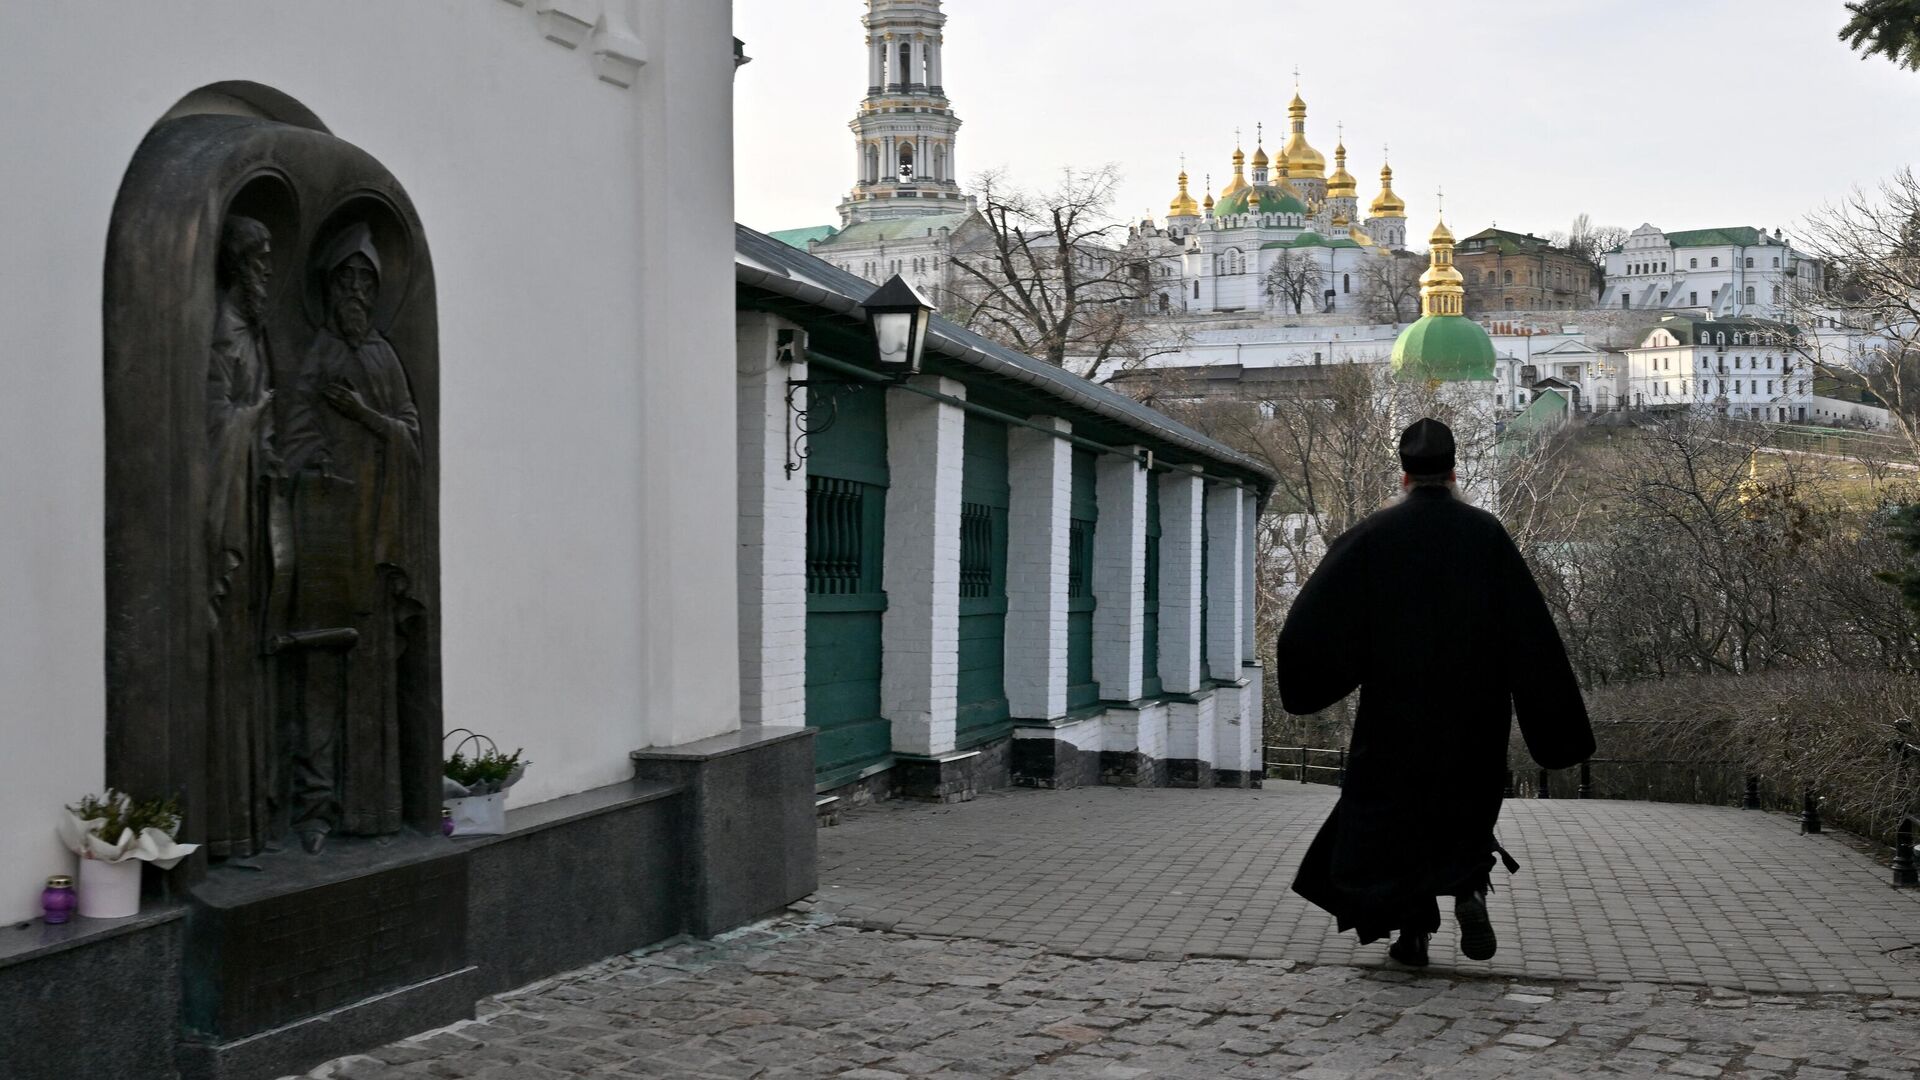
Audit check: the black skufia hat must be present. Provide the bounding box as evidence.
[1399,417,1456,475]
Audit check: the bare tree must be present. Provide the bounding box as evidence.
[946,165,1168,382]
[1263,248,1324,315]
[1356,251,1424,324]
[1549,212,1628,271]
[1792,168,1920,466]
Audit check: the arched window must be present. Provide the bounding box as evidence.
[899,43,912,85]
[1711,256,1720,267]
[1504,270,1513,285]
[1193,281,1200,299]
[1157,293,1170,313]
[897,142,914,180]
[1744,285,1755,304]
[1342,273,1350,293]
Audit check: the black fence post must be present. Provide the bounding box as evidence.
[1538,768,1551,800]
[1337,748,1347,786]
[1578,760,1593,799]
[1300,745,1309,785]
[1895,816,1917,887]
[1800,788,1822,834]
[1503,770,1515,799]
[1743,774,1761,810]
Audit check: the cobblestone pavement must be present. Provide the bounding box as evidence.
[816,785,1920,998]
[305,916,1920,1079]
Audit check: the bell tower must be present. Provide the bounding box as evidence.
[841,0,974,226]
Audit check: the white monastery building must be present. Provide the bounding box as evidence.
[1600,225,1824,319]
[1621,315,1812,420]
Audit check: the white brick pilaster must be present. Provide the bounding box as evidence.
[1242,490,1259,664]
[1005,418,1071,720]
[1158,472,1204,694]
[1205,482,1247,683]
[1091,449,1147,702]
[881,376,966,756]
[735,312,807,727]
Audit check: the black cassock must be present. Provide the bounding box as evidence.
[1277,486,1593,943]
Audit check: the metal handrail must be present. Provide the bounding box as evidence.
[1262,745,1347,785]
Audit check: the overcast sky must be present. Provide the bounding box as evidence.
[733,0,1920,244]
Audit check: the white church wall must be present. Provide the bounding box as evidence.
[0,0,737,922]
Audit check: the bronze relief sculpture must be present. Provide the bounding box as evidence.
[106,114,442,875]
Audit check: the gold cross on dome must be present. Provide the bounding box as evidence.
[1293,65,1301,89]
[1256,121,1263,145]
[1436,186,1445,215]
[1234,126,1241,148]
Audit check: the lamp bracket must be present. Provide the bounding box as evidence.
[784,379,866,477]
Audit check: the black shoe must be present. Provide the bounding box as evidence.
[1387,931,1430,967]
[1455,890,1497,960]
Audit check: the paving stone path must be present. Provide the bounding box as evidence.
[816,786,1920,997]
[300,785,1920,1078]
[305,917,1920,1079]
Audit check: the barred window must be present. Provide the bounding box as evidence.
[960,502,993,599]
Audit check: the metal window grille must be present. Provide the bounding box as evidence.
[806,476,868,595]
[1068,519,1093,600]
[960,502,993,599]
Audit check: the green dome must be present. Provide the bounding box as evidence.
[1212,184,1306,218]
[1391,315,1497,382]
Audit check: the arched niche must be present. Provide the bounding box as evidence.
[103,100,441,878]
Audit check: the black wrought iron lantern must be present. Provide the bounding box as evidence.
[863,274,933,379]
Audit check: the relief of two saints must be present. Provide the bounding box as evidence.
[205,215,423,860]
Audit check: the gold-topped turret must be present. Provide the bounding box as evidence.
[1328,135,1357,198]
[1221,139,1249,199]
[1282,85,1325,179]
[1370,159,1406,216]
[1202,174,1214,213]
[1168,167,1199,218]
[1419,211,1465,317]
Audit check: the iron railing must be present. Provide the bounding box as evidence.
[1262,745,1346,786]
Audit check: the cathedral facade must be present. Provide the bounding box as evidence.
[781,1,1416,327]
[1129,90,1413,318]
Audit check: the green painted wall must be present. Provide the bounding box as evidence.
[804,378,891,785]
[1141,476,1162,698]
[957,412,1010,744]
[1067,449,1099,709]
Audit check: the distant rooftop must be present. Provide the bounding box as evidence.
[768,224,838,250]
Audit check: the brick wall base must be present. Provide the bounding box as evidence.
[1166,758,1217,788]
[1100,750,1166,788]
[894,737,1012,802]
[1011,733,1100,790]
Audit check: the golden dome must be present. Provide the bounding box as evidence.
[1168,169,1200,218]
[1370,162,1406,216]
[1251,143,1270,168]
[1282,91,1325,179]
[1418,217,1466,317]
[1327,141,1357,198]
[1203,190,1215,210]
[1220,145,1249,199]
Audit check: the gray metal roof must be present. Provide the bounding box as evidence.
[735,223,1275,490]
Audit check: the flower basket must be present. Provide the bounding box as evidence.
[57,790,198,920]
[443,729,527,837]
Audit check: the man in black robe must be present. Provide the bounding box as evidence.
[275,223,424,852]
[1278,418,1592,966]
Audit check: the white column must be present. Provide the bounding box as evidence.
[1205,482,1246,682]
[868,36,883,90]
[1091,449,1147,702]
[929,35,943,87]
[734,314,809,728]
[881,376,966,756]
[1005,419,1071,720]
[854,140,868,187]
[1158,471,1204,694]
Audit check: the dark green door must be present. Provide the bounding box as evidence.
[956,413,1009,745]
[1067,449,1099,709]
[804,379,890,786]
[1141,475,1162,698]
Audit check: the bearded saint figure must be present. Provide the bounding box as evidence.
[205,215,279,858]
[276,223,423,853]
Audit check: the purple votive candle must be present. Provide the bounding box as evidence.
[41,875,77,925]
